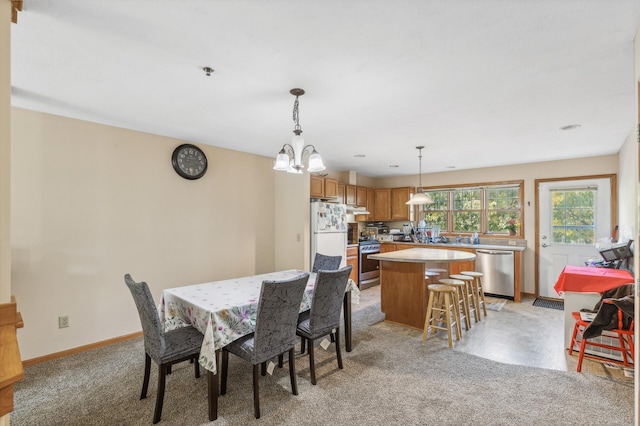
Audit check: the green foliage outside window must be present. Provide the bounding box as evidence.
[552,190,595,244]
[453,189,481,232]
[486,188,520,234]
[424,191,448,229]
[418,183,522,235]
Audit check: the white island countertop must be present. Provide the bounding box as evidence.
[370,247,476,263]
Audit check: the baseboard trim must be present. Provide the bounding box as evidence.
[22,331,143,367]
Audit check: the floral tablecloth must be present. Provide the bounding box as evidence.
[160,269,359,373]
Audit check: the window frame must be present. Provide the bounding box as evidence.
[421,180,524,237]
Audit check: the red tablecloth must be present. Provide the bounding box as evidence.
[553,265,634,295]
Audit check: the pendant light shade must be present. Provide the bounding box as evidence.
[273,88,326,173]
[406,146,434,205]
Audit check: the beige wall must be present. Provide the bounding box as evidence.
[10,108,291,360]
[374,155,620,295]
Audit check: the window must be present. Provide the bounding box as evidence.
[421,181,523,236]
[423,191,448,230]
[452,189,481,232]
[486,187,520,233]
[551,189,595,244]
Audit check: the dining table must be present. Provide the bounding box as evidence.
[159,269,360,421]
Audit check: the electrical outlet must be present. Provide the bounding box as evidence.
[508,240,517,246]
[58,315,69,328]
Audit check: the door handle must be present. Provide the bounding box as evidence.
[541,243,550,248]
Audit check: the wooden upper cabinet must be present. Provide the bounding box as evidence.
[391,187,411,221]
[346,185,357,205]
[364,187,375,221]
[324,178,338,198]
[337,183,346,204]
[356,186,367,207]
[374,188,391,221]
[310,176,325,198]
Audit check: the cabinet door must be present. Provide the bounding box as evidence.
[364,187,375,221]
[346,185,357,205]
[310,176,324,198]
[448,248,476,275]
[356,186,367,207]
[346,246,359,284]
[380,243,397,253]
[324,178,338,198]
[337,184,346,204]
[391,187,411,221]
[374,188,391,221]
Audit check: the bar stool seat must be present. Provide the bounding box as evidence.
[423,284,460,348]
[460,271,487,318]
[449,274,477,326]
[439,278,470,332]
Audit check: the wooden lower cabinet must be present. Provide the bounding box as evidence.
[346,245,359,285]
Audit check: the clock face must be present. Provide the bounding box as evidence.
[172,144,208,180]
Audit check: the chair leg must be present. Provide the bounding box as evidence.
[261,362,267,376]
[141,353,151,400]
[300,336,306,354]
[194,356,200,378]
[252,364,261,419]
[288,348,298,395]
[568,322,581,355]
[278,353,284,368]
[309,338,317,385]
[335,328,343,370]
[220,349,229,395]
[153,364,167,424]
[577,334,588,372]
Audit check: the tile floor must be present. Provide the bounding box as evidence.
[362,285,634,382]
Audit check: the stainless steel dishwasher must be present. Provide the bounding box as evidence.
[475,249,514,299]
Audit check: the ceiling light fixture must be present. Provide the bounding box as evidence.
[273,88,326,173]
[202,67,214,76]
[406,146,434,205]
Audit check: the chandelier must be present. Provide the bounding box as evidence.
[273,88,326,173]
[406,146,434,205]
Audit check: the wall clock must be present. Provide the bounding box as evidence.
[171,144,208,180]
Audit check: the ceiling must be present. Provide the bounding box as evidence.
[10,1,640,178]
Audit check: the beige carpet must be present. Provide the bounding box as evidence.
[11,288,634,425]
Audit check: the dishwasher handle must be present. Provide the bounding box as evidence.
[476,250,513,256]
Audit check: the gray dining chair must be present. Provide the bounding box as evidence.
[296,265,352,385]
[220,273,310,419]
[311,252,342,273]
[124,274,204,424]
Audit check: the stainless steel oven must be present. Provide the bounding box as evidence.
[359,241,380,289]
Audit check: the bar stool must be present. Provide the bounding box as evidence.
[449,274,477,326]
[425,270,440,284]
[461,271,487,318]
[439,278,470,332]
[423,284,460,348]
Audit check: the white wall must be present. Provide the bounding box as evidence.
[11,108,287,360]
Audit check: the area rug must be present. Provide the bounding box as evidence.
[533,297,565,310]
[485,299,507,311]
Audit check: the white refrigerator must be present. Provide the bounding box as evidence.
[310,202,348,268]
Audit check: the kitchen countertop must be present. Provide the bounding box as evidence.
[370,247,476,263]
[383,240,526,252]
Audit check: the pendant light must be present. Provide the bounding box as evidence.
[406,146,434,205]
[273,88,326,173]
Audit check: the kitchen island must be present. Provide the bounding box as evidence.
[370,248,476,330]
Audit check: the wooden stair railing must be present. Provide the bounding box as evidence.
[0,296,24,417]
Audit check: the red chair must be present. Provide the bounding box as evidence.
[568,299,634,372]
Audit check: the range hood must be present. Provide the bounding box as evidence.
[346,206,370,215]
